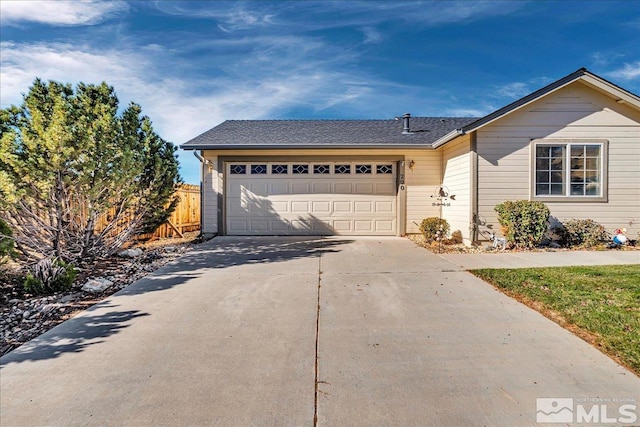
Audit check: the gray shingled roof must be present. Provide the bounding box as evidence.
[181,117,478,149]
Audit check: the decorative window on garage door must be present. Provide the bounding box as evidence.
[271,164,288,174]
[313,164,330,174]
[230,164,247,174]
[250,164,267,174]
[228,162,395,176]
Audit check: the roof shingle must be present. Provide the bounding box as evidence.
[181,117,478,149]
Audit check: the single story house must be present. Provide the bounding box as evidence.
[181,68,640,243]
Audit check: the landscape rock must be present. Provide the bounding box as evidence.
[38,303,61,314]
[81,278,114,294]
[117,248,143,258]
[58,293,82,303]
[2,236,196,356]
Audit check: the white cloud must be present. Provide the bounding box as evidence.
[0,0,127,26]
[1,29,421,184]
[0,42,141,108]
[0,39,384,184]
[591,52,625,67]
[443,107,490,117]
[495,82,530,99]
[607,61,640,80]
[362,27,384,44]
[156,1,276,32]
[154,1,523,33]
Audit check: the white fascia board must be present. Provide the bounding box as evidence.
[580,75,640,109]
[431,129,465,149]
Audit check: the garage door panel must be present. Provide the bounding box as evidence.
[228,220,248,232]
[312,182,331,193]
[291,182,310,194]
[269,182,289,195]
[270,200,290,212]
[250,182,269,196]
[375,220,395,232]
[333,182,352,193]
[375,201,394,213]
[376,182,395,194]
[271,220,290,232]
[291,201,309,213]
[291,219,312,231]
[228,181,247,195]
[354,183,374,194]
[333,201,352,213]
[354,220,373,232]
[312,201,331,213]
[228,199,247,214]
[354,201,373,213]
[226,161,397,235]
[250,219,269,231]
[333,220,352,232]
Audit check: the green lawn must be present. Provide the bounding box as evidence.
[470,265,640,375]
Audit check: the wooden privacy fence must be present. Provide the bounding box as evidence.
[142,184,201,238]
[98,184,201,239]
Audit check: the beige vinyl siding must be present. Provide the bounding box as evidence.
[404,150,441,233]
[476,81,640,238]
[201,148,441,235]
[441,135,471,243]
[202,153,219,234]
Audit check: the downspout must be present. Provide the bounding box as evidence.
[440,145,444,221]
[193,150,205,236]
[470,132,479,243]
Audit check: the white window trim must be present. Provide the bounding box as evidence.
[530,139,608,203]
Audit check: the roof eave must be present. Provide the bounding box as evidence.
[579,73,640,108]
[180,143,438,150]
[458,68,640,135]
[430,129,465,149]
[459,68,589,134]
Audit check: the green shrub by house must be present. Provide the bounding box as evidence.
[419,217,450,242]
[24,257,77,295]
[559,219,608,248]
[494,200,550,249]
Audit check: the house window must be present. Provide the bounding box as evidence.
[570,145,601,196]
[533,141,605,199]
[535,146,565,196]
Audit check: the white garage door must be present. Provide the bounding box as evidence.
[226,161,397,235]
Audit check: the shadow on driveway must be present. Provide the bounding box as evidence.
[180,236,352,269]
[1,237,352,365]
[1,303,149,367]
[118,236,353,296]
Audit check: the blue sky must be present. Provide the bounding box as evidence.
[1,0,639,184]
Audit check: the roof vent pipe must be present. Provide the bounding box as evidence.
[402,113,412,134]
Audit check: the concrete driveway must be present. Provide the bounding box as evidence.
[1,237,638,426]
